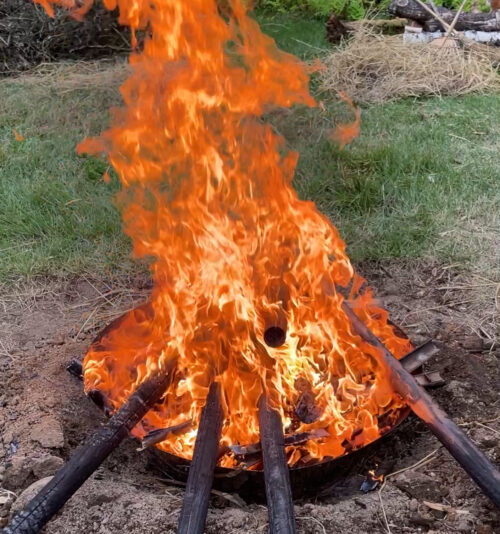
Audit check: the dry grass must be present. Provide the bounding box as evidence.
[320,27,500,103]
[6,58,129,94]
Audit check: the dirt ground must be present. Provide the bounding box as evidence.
[0,261,498,533]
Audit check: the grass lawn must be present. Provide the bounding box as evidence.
[0,12,498,281]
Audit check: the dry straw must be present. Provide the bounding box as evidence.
[320,26,500,103]
[2,58,130,94]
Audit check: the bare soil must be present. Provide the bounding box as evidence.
[0,261,498,533]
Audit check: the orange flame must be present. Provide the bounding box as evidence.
[13,129,24,142]
[330,92,361,150]
[37,0,411,467]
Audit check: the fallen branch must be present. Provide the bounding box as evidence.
[389,0,500,34]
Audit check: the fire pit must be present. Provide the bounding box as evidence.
[53,305,440,510]
[3,0,500,532]
[76,303,440,501]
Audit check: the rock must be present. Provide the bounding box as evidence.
[408,499,419,512]
[0,490,15,519]
[50,333,65,346]
[393,470,449,501]
[3,456,32,491]
[410,513,435,527]
[11,477,53,515]
[453,515,475,533]
[32,455,64,478]
[30,417,64,449]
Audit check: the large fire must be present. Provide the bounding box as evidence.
[37,0,411,467]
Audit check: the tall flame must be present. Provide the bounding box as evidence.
[36,0,411,466]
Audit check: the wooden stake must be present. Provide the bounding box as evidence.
[342,302,500,508]
[1,368,174,534]
[177,381,223,534]
[258,394,297,534]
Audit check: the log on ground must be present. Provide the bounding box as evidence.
[389,0,500,32]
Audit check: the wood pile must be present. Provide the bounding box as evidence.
[327,1,499,45]
[0,0,131,76]
[389,0,500,32]
[389,0,500,45]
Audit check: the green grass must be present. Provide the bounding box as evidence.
[0,75,135,278]
[0,13,498,281]
[254,12,329,60]
[282,94,499,266]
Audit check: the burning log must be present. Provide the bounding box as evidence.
[1,369,174,534]
[140,420,192,450]
[258,394,297,534]
[66,359,114,416]
[342,302,500,508]
[177,381,223,534]
[264,326,287,348]
[230,429,330,458]
[294,389,322,423]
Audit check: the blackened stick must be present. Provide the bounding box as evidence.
[258,394,297,534]
[342,302,500,508]
[177,381,223,534]
[2,367,174,534]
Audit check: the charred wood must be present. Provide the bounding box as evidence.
[230,429,330,458]
[258,394,297,534]
[140,420,192,450]
[400,341,440,373]
[294,390,322,423]
[342,302,500,508]
[1,369,174,534]
[66,358,83,379]
[326,14,351,43]
[177,382,223,534]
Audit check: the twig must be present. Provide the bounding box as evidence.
[475,423,500,437]
[290,38,329,52]
[297,516,327,534]
[383,448,440,482]
[413,0,467,42]
[377,448,441,533]
[82,275,116,307]
[75,307,98,339]
[441,0,467,47]
[378,490,392,534]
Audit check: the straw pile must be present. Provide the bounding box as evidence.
[320,28,500,103]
